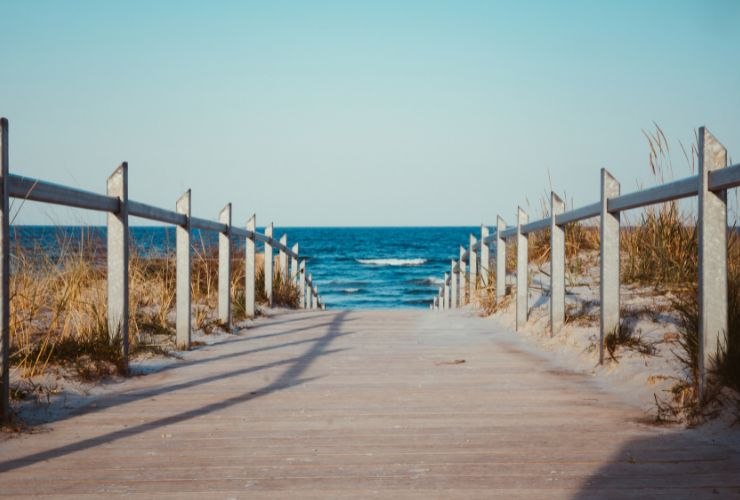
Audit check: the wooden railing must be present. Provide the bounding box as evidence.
[433,126,739,401]
[0,117,323,421]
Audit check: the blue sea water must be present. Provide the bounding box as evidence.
[10,226,479,309]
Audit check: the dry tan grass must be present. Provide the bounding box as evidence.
[476,125,738,421]
[8,233,302,383]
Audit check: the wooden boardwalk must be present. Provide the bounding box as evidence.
[1,309,739,498]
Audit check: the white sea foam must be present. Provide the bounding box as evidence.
[424,276,445,285]
[356,258,427,267]
[343,288,360,293]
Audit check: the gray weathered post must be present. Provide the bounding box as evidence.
[245,214,256,318]
[516,207,528,331]
[313,285,319,310]
[279,234,288,280]
[264,223,274,306]
[433,296,438,310]
[306,272,312,310]
[469,235,478,303]
[458,246,467,305]
[698,127,728,400]
[443,272,450,309]
[496,216,506,301]
[308,273,314,309]
[450,260,458,308]
[291,243,299,283]
[176,190,192,349]
[298,260,306,308]
[481,226,490,290]
[550,192,565,336]
[0,118,9,421]
[218,203,232,330]
[106,163,129,364]
[480,226,490,289]
[599,169,620,364]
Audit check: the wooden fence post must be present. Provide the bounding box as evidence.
[550,192,565,336]
[458,246,467,305]
[469,234,478,303]
[443,273,450,309]
[218,203,231,330]
[245,214,256,318]
[279,234,288,280]
[106,163,129,365]
[0,118,9,422]
[496,215,506,302]
[516,207,528,331]
[450,260,458,308]
[600,169,620,364]
[264,223,274,306]
[176,190,192,349]
[298,260,306,308]
[698,127,728,400]
[291,243,299,283]
[308,273,313,309]
[480,225,490,288]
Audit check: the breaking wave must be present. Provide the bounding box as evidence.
[356,258,427,267]
[409,276,445,286]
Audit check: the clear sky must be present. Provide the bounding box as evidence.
[1,0,739,227]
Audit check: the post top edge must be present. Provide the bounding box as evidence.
[109,162,128,179]
[601,167,621,187]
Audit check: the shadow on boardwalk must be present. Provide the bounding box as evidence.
[0,310,353,474]
[572,429,740,498]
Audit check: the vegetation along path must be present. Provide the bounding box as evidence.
[1,309,739,498]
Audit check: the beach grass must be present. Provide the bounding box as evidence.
[9,233,299,384]
[473,125,738,421]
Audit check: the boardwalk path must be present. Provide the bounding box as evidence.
[1,309,739,498]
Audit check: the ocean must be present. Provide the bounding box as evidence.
[10,226,480,309]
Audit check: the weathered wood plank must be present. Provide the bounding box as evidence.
[1,310,738,497]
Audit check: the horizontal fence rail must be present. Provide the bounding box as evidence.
[433,125,739,404]
[0,117,323,422]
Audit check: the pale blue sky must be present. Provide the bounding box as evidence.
[1,0,739,226]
